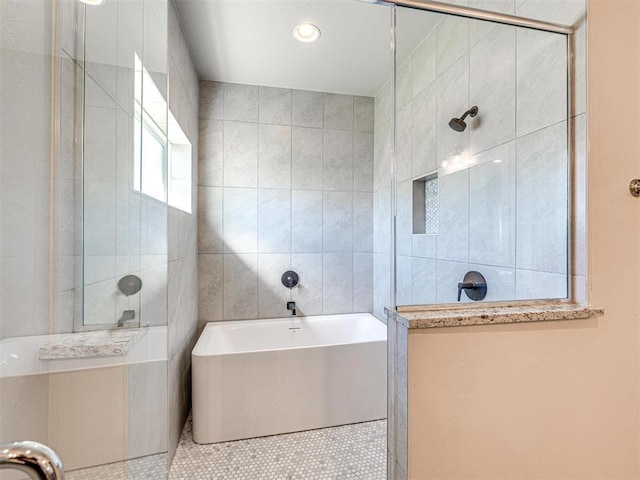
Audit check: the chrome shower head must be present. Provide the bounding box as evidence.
[449,106,478,132]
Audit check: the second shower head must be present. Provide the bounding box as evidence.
[449,106,478,132]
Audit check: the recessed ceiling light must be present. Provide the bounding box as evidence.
[80,0,104,5]
[293,23,321,43]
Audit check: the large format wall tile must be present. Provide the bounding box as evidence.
[223,253,258,320]
[436,55,470,166]
[198,254,222,322]
[515,268,567,300]
[324,93,353,131]
[198,119,223,186]
[257,254,291,318]
[259,86,291,125]
[323,129,354,191]
[396,104,413,183]
[411,81,437,178]
[469,24,516,155]
[354,96,374,133]
[353,192,374,253]
[199,82,375,321]
[516,122,568,274]
[199,81,223,120]
[437,169,469,263]
[468,142,516,267]
[468,263,515,302]
[396,59,413,114]
[292,90,323,128]
[469,0,515,46]
[258,189,291,254]
[436,16,469,76]
[223,187,258,254]
[373,188,391,255]
[323,191,353,253]
[516,28,567,137]
[396,255,413,306]
[291,190,323,253]
[354,131,374,192]
[411,30,436,98]
[396,180,413,258]
[223,121,258,187]
[373,253,391,320]
[436,260,469,303]
[292,127,323,190]
[84,104,117,182]
[323,253,354,314]
[198,187,223,254]
[84,181,117,256]
[411,257,437,305]
[258,124,291,189]
[291,253,323,316]
[353,253,374,313]
[224,83,258,122]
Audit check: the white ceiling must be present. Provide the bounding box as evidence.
[174,0,440,97]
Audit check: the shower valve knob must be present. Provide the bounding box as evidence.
[281,271,299,289]
[630,179,640,197]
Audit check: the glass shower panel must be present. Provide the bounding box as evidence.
[79,0,169,477]
[82,0,169,332]
[394,6,569,306]
[82,0,145,328]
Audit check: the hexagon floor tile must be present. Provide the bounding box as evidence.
[169,415,387,480]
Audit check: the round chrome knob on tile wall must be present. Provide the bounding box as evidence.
[630,179,640,197]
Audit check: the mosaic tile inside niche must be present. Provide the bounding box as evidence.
[169,415,386,480]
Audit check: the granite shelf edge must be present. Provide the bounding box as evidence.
[38,328,147,360]
[385,302,604,329]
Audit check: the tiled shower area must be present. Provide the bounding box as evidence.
[197,83,375,322]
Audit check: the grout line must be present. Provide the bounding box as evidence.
[220,84,225,321]
[514,23,519,299]
[321,93,325,315]
[289,89,293,306]
[352,96,356,313]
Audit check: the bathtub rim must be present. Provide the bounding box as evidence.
[192,312,387,358]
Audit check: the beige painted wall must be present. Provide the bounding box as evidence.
[407,1,640,478]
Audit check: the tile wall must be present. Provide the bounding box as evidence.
[167,0,200,463]
[374,0,586,315]
[0,0,78,339]
[198,82,375,323]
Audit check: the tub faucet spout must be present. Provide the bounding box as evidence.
[287,301,297,316]
[117,309,136,327]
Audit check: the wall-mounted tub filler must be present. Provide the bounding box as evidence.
[457,271,487,301]
[449,106,479,132]
[117,310,136,327]
[281,271,299,289]
[287,301,297,316]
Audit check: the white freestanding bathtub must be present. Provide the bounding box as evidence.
[192,313,387,444]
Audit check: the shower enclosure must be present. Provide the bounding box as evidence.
[0,0,174,477]
[386,2,575,311]
[385,2,582,478]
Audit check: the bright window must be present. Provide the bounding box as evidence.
[167,111,192,213]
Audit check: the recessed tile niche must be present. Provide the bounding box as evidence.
[412,173,438,235]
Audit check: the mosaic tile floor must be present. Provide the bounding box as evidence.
[65,453,168,480]
[169,416,387,480]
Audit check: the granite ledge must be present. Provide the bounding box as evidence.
[385,300,604,329]
[38,328,147,360]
